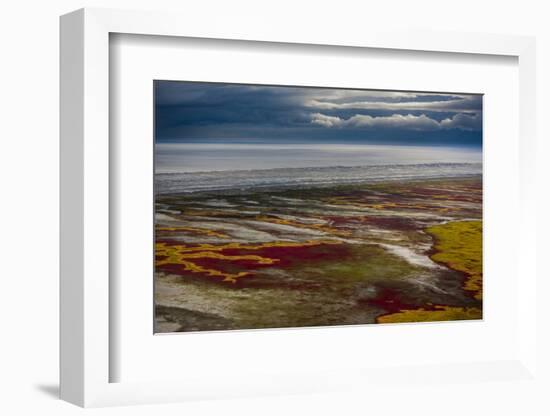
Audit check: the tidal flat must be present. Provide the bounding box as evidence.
[154,176,482,332]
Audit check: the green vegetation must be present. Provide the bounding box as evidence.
[295,245,420,284]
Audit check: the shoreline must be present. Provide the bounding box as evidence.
[156,173,483,197]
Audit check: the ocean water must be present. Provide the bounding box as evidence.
[155,143,482,173]
[156,163,482,195]
[155,142,481,194]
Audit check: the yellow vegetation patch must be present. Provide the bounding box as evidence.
[155,239,341,283]
[156,243,278,282]
[377,305,482,323]
[426,220,482,300]
[158,239,340,254]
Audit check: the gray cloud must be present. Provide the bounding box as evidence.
[440,113,482,131]
[155,81,483,144]
[306,94,481,113]
[311,112,480,131]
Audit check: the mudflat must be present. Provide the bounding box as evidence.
[154,176,482,332]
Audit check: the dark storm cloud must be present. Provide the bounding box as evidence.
[154,81,482,146]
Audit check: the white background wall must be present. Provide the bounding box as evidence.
[1,0,548,414]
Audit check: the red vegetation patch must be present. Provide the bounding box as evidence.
[155,240,352,286]
[221,242,352,269]
[361,287,421,314]
[362,216,418,231]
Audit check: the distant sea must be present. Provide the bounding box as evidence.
[155,143,482,195]
[156,163,481,195]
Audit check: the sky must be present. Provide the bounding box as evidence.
[154,81,483,147]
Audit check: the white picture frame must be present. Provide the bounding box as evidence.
[60,7,539,408]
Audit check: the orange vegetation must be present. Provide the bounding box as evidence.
[156,239,341,283]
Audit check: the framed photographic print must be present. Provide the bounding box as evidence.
[60,8,540,408]
[153,81,484,333]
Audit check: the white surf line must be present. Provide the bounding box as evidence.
[377,243,442,269]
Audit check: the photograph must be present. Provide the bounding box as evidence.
[0,0,543,412]
[153,81,483,333]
